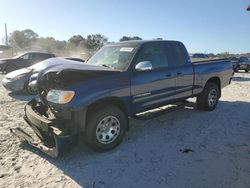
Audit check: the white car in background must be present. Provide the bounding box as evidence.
[2,57,85,94]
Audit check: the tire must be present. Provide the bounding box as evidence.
[197,83,220,111]
[84,105,128,152]
[245,67,250,72]
[5,65,17,73]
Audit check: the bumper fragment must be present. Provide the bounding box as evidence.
[10,127,59,158]
[11,99,77,158]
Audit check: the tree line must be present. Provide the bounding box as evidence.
[5,29,240,58]
[7,29,142,57]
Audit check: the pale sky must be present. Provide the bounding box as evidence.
[0,0,250,53]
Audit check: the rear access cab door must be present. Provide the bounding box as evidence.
[130,41,194,114]
[165,42,194,99]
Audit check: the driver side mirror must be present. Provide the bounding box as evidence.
[135,61,153,72]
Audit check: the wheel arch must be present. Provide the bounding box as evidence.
[87,97,129,116]
[205,77,221,97]
[80,97,130,132]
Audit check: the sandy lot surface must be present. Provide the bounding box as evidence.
[1,72,250,188]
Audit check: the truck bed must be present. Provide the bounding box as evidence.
[192,58,233,95]
[191,58,229,64]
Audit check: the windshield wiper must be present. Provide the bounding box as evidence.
[101,64,115,69]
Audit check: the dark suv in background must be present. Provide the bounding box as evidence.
[0,52,55,73]
[234,56,250,72]
[192,53,209,58]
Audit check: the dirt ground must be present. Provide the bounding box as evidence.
[0,72,250,188]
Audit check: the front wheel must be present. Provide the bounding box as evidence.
[197,83,219,111]
[84,105,127,152]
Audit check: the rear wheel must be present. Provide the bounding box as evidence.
[197,83,219,111]
[84,105,127,152]
[245,67,250,72]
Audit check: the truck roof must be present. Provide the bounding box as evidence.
[108,40,182,47]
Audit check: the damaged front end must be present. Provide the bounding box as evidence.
[11,99,78,158]
[11,63,119,157]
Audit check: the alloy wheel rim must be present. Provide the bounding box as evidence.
[96,116,120,144]
[208,89,218,107]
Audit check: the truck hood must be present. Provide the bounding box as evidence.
[42,61,119,75]
[37,59,120,95]
[39,59,120,81]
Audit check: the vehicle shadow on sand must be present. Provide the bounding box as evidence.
[8,91,35,101]
[19,100,250,187]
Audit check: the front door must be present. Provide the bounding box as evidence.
[131,42,176,113]
[17,53,33,68]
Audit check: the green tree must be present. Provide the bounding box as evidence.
[68,35,84,46]
[216,52,231,58]
[119,36,142,41]
[22,29,39,40]
[86,34,108,50]
[8,29,109,56]
[208,53,216,58]
[9,29,39,49]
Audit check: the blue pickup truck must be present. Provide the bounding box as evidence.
[11,40,233,157]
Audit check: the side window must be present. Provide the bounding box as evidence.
[32,53,37,59]
[35,53,43,59]
[41,54,50,59]
[165,43,187,67]
[21,54,31,60]
[137,43,169,69]
[35,53,48,61]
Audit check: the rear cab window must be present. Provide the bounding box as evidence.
[164,42,188,68]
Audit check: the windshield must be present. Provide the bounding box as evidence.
[87,45,137,71]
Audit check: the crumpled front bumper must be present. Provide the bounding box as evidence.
[11,99,78,158]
